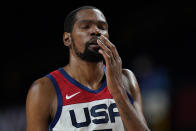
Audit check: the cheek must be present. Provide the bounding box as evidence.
[72,28,89,50]
[75,30,89,42]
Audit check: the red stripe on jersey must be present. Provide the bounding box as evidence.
[50,69,113,106]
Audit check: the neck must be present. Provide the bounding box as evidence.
[64,55,105,90]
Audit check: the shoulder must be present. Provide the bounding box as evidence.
[122,68,140,99]
[122,69,138,89]
[122,69,147,124]
[26,76,57,130]
[122,68,136,81]
[28,76,55,97]
[26,76,56,115]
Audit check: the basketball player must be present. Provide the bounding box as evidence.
[26,6,150,131]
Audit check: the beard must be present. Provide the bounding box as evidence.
[72,37,104,63]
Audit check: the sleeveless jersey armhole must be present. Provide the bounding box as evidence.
[126,91,134,104]
[46,74,63,131]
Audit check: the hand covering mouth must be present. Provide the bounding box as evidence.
[87,36,100,45]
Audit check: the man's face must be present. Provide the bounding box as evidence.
[70,9,109,62]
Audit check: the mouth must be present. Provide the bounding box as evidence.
[89,43,99,48]
[88,37,100,45]
[88,42,100,51]
[87,37,101,51]
[89,42,98,45]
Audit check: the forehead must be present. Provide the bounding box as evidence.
[75,9,106,23]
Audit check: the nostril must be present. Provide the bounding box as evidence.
[90,32,101,37]
[90,32,96,36]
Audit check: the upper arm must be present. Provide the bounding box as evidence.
[122,69,147,124]
[26,77,55,131]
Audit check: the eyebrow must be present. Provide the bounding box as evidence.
[78,19,108,25]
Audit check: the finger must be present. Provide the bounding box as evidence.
[100,35,119,59]
[97,38,114,59]
[98,49,112,65]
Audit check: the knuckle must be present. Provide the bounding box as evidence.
[107,50,112,56]
[106,55,111,59]
[111,44,116,50]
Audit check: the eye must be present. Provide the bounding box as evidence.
[98,24,107,30]
[80,24,90,29]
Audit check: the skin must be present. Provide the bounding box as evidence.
[26,9,149,131]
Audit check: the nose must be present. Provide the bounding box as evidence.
[90,26,101,37]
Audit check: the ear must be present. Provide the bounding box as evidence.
[63,32,71,47]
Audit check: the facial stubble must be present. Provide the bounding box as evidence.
[71,38,104,63]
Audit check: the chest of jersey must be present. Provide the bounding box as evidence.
[47,68,125,131]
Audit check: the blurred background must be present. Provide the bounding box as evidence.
[1,0,196,130]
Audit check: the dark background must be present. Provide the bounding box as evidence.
[2,0,196,130]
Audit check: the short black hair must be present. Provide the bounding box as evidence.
[64,6,99,33]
